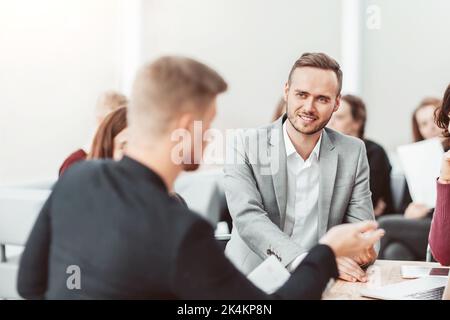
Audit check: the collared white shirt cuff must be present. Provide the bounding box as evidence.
[286,252,309,273]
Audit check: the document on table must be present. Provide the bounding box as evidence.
[397,138,444,208]
[247,255,291,294]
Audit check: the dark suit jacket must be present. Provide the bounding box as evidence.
[17,156,338,299]
[59,149,87,176]
[364,139,394,215]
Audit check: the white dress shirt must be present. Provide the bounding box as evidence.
[283,121,322,271]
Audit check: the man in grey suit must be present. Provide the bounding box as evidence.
[224,52,377,282]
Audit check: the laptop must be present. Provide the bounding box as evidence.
[361,275,450,300]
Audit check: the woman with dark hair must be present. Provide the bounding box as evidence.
[429,84,450,265]
[328,94,393,217]
[377,97,447,261]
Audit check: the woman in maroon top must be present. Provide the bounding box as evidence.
[60,107,128,176]
[429,84,450,265]
[59,91,128,176]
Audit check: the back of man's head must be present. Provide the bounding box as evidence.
[129,56,228,139]
[96,91,128,124]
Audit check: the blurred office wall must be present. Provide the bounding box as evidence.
[0,0,122,184]
[362,0,450,148]
[141,0,342,132]
[1,0,450,184]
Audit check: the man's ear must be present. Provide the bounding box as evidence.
[334,95,341,112]
[177,113,195,133]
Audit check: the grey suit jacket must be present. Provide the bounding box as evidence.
[224,115,375,274]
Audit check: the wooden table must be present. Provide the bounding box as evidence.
[322,259,441,300]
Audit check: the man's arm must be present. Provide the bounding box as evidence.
[224,131,303,266]
[344,141,376,225]
[170,219,338,300]
[17,194,52,300]
[340,141,378,275]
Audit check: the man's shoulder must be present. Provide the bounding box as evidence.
[58,159,114,183]
[229,119,282,151]
[53,159,121,199]
[324,127,365,151]
[233,121,278,138]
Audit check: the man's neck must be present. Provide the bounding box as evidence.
[286,120,322,160]
[125,140,181,192]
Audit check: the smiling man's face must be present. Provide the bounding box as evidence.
[284,66,340,136]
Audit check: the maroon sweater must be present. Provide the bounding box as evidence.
[429,181,450,265]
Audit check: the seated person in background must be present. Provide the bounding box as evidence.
[59,90,128,175]
[87,106,186,206]
[17,56,383,300]
[378,97,447,261]
[88,107,128,160]
[272,97,286,122]
[328,94,393,217]
[429,84,450,265]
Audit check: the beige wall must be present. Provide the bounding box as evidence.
[362,0,450,151]
[0,0,122,185]
[141,0,342,131]
[2,0,450,184]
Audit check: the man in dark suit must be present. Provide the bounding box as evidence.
[17,56,383,299]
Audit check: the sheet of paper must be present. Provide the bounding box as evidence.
[247,255,291,294]
[397,138,444,208]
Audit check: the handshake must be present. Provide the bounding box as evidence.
[319,221,385,283]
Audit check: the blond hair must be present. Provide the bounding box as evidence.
[96,90,128,120]
[129,56,227,135]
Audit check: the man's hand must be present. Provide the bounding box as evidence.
[337,247,377,283]
[353,246,378,267]
[319,221,384,283]
[336,257,368,282]
[319,221,384,260]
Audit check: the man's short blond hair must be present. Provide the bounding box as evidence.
[129,56,228,135]
[96,90,128,120]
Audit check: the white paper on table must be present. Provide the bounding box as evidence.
[397,138,444,208]
[247,255,291,294]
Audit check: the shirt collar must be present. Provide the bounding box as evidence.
[283,121,322,160]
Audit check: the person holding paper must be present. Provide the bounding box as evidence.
[429,84,450,265]
[402,98,444,218]
[224,53,377,283]
[17,56,384,299]
[379,97,447,261]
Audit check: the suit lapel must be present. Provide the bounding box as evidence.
[269,116,288,228]
[318,129,338,237]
